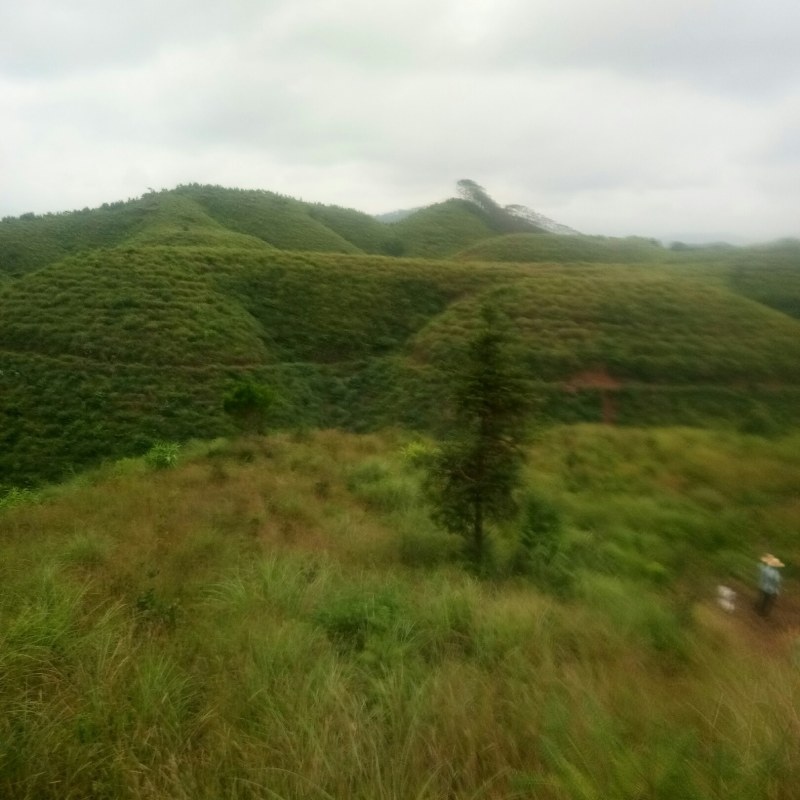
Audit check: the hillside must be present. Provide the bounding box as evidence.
[1,426,799,798]
[0,184,540,277]
[453,232,670,264]
[2,183,800,489]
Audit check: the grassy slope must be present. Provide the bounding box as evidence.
[453,232,671,263]
[390,199,498,257]
[3,246,800,487]
[175,185,365,254]
[0,200,148,277]
[726,239,800,319]
[1,426,799,799]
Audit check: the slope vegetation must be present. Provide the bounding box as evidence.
[2,184,800,488]
[1,426,799,798]
[454,232,670,263]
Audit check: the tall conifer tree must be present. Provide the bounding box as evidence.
[424,304,529,568]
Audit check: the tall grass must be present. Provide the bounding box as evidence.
[0,427,799,797]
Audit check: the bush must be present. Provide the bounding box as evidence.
[512,491,574,596]
[145,441,181,469]
[313,586,403,652]
[0,486,40,509]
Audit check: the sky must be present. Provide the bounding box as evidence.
[1,0,799,243]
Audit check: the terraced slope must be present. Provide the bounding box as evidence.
[410,267,800,383]
[174,185,365,254]
[3,243,800,489]
[390,200,499,257]
[453,232,670,264]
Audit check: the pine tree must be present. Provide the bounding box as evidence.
[424,305,530,569]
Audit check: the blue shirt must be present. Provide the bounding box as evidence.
[759,564,781,595]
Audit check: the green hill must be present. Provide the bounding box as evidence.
[125,193,274,251]
[0,186,380,277]
[389,199,499,257]
[173,185,366,254]
[410,266,800,383]
[454,232,670,263]
[2,183,800,488]
[0,199,148,276]
[3,241,800,488]
[726,239,800,320]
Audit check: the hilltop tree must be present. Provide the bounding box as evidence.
[423,304,530,569]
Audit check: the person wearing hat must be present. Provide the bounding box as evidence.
[756,554,784,617]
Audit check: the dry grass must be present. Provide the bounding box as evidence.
[1,426,800,798]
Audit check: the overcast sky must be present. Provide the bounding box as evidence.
[1,0,798,242]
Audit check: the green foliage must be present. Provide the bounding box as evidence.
[0,486,40,509]
[2,185,800,489]
[145,441,181,470]
[512,491,574,596]
[424,306,530,567]
[222,380,277,434]
[454,231,669,263]
[313,586,402,652]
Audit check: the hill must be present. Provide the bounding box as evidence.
[3,241,800,488]
[1,425,799,798]
[454,232,670,263]
[2,183,800,489]
[0,183,535,277]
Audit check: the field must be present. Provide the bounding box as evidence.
[2,183,800,798]
[1,426,799,799]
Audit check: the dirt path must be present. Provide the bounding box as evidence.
[707,581,800,660]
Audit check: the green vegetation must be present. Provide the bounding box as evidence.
[454,232,670,263]
[3,241,800,488]
[726,239,800,319]
[0,426,798,798]
[390,199,499,257]
[3,179,800,797]
[223,380,278,434]
[1,182,800,493]
[424,306,530,568]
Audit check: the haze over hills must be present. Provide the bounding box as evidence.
[1,180,800,489]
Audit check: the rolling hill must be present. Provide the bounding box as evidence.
[1,183,800,489]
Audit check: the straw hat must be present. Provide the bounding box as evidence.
[761,553,785,568]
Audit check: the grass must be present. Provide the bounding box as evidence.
[0,425,799,798]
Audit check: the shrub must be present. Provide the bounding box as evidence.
[512,491,574,596]
[313,586,403,652]
[145,441,181,469]
[0,486,40,509]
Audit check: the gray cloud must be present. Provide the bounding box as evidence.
[1,0,798,241]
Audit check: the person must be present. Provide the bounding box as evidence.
[756,553,784,617]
